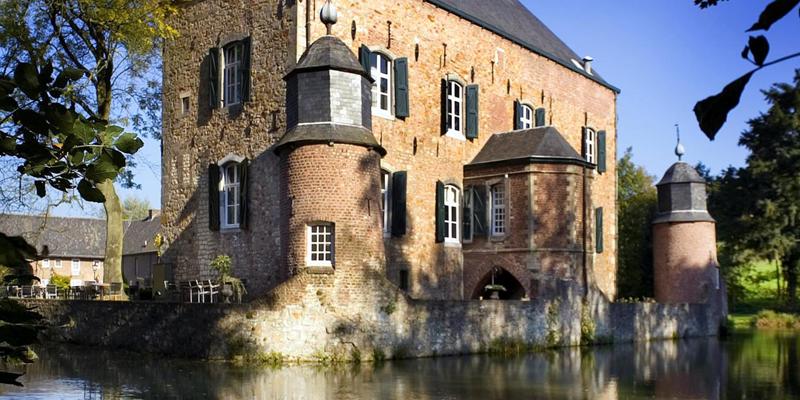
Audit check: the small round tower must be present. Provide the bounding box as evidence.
[652,160,719,304]
[274,3,386,277]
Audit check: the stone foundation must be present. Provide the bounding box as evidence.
[20,273,724,362]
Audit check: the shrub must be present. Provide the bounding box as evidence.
[50,274,70,290]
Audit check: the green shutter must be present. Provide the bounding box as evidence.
[394,57,409,118]
[208,48,219,109]
[535,107,546,127]
[435,181,445,243]
[513,100,522,130]
[391,171,407,237]
[597,130,607,173]
[208,164,220,231]
[595,207,604,253]
[238,159,249,230]
[440,79,448,135]
[359,45,371,75]
[240,38,252,102]
[466,84,479,139]
[473,185,487,236]
[581,127,588,161]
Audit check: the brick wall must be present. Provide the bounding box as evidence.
[162,0,618,300]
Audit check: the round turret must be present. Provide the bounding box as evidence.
[275,29,385,277]
[652,161,719,304]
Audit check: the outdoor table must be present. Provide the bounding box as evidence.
[93,283,110,300]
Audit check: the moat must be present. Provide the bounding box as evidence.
[1,331,798,399]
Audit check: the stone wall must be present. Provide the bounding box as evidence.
[20,278,722,362]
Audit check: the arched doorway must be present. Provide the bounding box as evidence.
[471,267,526,300]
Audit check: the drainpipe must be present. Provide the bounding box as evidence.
[582,167,589,297]
[305,0,312,49]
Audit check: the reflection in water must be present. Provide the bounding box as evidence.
[1,331,798,399]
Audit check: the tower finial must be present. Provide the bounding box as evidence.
[320,0,338,35]
[674,124,685,161]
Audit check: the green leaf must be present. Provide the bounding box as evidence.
[747,0,800,31]
[52,68,85,89]
[13,109,49,135]
[85,150,122,182]
[13,63,40,99]
[0,95,18,111]
[44,104,76,133]
[0,136,15,154]
[747,35,770,66]
[38,61,54,86]
[70,119,96,144]
[694,71,754,140]
[0,78,15,98]
[34,180,46,198]
[77,179,106,203]
[114,132,144,154]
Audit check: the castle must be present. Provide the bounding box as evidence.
[161,0,620,301]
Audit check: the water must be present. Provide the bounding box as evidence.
[1,331,798,399]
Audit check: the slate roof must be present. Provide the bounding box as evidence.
[285,36,371,80]
[0,213,162,259]
[273,123,386,156]
[425,0,619,93]
[467,126,592,168]
[123,217,161,256]
[0,214,106,259]
[657,162,706,186]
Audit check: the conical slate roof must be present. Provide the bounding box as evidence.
[285,36,371,80]
[657,162,705,186]
[467,126,590,167]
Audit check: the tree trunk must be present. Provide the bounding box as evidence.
[98,179,127,300]
[783,250,800,310]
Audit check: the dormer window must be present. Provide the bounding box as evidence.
[520,104,533,129]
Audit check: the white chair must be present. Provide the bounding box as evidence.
[193,280,208,303]
[45,285,58,299]
[206,280,220,303]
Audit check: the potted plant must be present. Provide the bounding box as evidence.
[210,255,247,303]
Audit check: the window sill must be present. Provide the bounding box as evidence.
[443,240,462,248]
[489,234,507,242]
[220,226,241,233]
[373,109,395,121]
[306,265,335,274]
[444,130,466,141]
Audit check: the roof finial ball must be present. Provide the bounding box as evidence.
[674,123,685,162]
[320,0,338,35]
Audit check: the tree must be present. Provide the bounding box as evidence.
[616,148,658,299]
[0,0,179,288]
[693,0,800,140]
[736,70,800,308]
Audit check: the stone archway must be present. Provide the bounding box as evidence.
[470,266,526,300]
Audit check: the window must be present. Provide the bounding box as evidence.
[381,169,392,234]
[307,224,334,267]
[520,105,533,129]
[399,269,409,291]
[584,128,596,164]
[446,81,463,136]
[54,259,62,269]
[223,42,244,106]
[42,259,50,269]
[444,185,460,243]
[463,189,473,242]
[370,52,392,118]
[71,259,80,276]
[181,96,190,115]
[220,163,241,228]
[490,184,506,236]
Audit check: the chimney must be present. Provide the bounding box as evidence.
[146,209,161,221]
[582,56,594,75]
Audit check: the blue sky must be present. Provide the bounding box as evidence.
[60,0,800,217]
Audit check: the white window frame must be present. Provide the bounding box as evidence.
[223,42,244,107]
[220,162,241,229]
[71,259,80,276]
[520,104,533,129]
[42,259,50,269]
[381,169,392,235]
[585,128,596,164]
[370,52,393,119]
[463,188,474,243]
[54,259,62,269]
[443,185,460,244]
[306,223,334,267]
[446,80,464,139]
[490,183,506,236]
